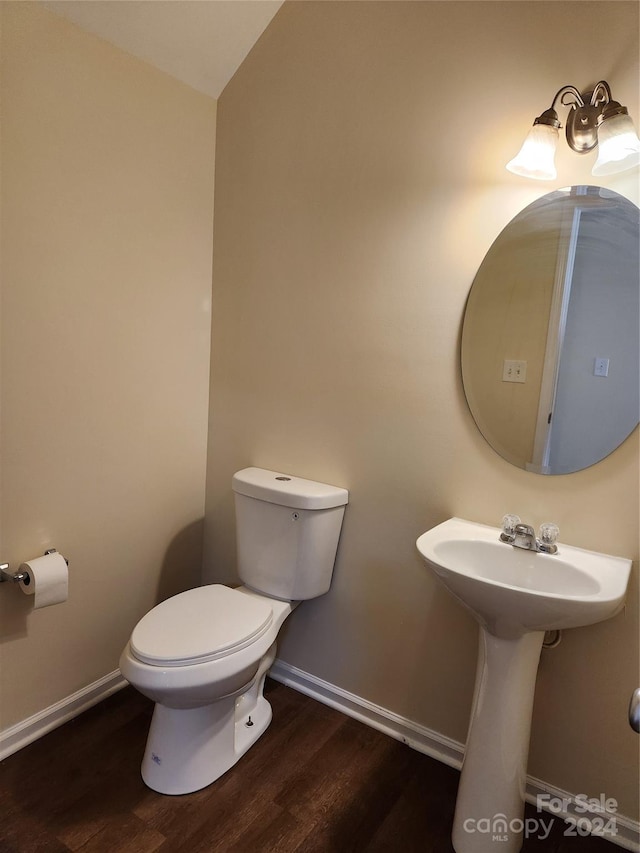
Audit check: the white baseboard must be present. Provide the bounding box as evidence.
[269,658,465,769]
[269,658,640,852]
[0,669,127,761]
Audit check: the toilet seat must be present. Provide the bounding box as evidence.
[130,584,273,667]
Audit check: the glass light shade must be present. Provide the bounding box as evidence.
[592,113,640,176]
[506,123,559,180]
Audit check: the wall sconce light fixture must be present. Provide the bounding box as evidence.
[507,81,640,180]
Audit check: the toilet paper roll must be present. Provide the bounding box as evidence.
[19,552,68,609]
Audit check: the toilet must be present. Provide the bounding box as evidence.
[119,467,348,795]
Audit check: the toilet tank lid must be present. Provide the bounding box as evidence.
[232,467,348,510]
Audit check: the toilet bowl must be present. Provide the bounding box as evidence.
[119,467,348,795]
[119,585,295,794]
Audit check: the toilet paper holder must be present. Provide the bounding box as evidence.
[0,549,67,585]
[0,563,28,584]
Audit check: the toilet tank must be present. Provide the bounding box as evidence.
[232,467,348,601]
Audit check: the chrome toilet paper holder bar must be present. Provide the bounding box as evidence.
[0,548,65,584]
[0,563,28,584]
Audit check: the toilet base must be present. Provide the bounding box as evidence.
[140,645,275,795]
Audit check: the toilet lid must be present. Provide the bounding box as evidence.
[130,584,273,667]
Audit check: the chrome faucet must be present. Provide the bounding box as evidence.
[500,515,559,554]
[513,523,538,551]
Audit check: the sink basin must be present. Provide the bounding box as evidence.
[416,517,631,639]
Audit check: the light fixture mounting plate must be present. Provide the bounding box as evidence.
[565,98,600,153]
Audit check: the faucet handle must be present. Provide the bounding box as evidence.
[500,514,521,542]
[538,522,559,553]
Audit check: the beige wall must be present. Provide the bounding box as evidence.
[0,3,215,726]
[205,0,639,820]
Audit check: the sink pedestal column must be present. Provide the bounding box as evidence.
[452,627,545,853]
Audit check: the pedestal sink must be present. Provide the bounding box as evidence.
[416,517,632,853]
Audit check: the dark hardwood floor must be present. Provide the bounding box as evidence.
[0,680,619,852]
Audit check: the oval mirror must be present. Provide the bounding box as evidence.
[462,186,639,474]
